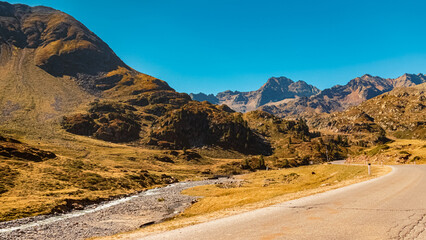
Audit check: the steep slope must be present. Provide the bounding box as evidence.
[190,77,320,112]
[310,83,426,139]
[261,73,426,117]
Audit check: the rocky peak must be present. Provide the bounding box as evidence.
[189,93,219,104]
[347,74,392,92]
[259,77,294,91]
[190,76,320,112]
[256,77,319,106]
[289,80,321,96]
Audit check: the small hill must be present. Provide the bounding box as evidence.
[190,77,320,112]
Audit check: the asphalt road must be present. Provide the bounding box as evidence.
[142,165,426,240]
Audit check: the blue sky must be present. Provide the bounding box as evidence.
[9,0,426,94]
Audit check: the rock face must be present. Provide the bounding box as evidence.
[310,83,426,139]
[190,77,320,112]
[261,73,426,117]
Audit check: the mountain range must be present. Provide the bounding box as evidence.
[310,82,426,140]
[192,73,426,117]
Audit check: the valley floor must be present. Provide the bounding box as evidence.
[95,164,389,240]
[0,164,387,240]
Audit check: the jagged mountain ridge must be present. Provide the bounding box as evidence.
[190,77,320,112]
[260,73,426,117]
[309,83,426,139]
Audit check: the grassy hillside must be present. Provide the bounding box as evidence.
[347,139,426,165]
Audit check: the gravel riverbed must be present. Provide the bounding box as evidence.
[0,178,234,240]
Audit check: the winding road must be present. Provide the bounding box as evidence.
[143,165,426,240]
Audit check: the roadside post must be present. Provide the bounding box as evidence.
[368,163,371,176]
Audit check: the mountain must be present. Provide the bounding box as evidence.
[0,1,179,139]
[0,2,174,93]
[260,73,426,117]
[190,77,320,112]
[310,83,426,139]
[0,2,275,154]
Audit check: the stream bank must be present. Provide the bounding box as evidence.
[0,178,234,240]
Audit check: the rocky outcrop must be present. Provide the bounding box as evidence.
[62,101,141,142]
[150,101,272,155]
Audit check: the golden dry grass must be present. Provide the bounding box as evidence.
[181,164,384,216]
[0,129,247,221]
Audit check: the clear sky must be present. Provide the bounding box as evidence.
[8,0,426,94]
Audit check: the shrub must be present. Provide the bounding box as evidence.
[282,172,300,183]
